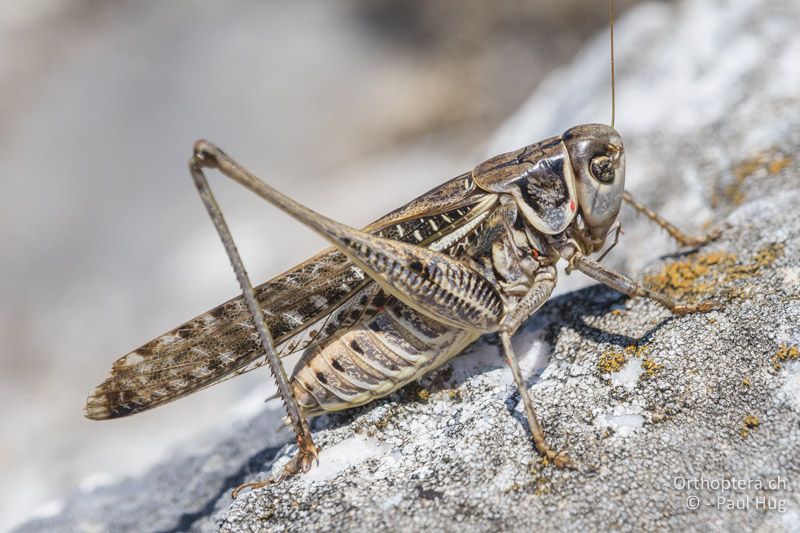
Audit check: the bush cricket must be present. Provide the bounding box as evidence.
[85,0,719,496]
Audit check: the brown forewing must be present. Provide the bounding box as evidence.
[86,172,497,419]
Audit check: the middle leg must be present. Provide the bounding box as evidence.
[499,266,571,467]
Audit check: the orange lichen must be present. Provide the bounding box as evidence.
[598,344,655,376]
[641,358,664,379]
[743,415,760,428]
[726,243,784,280]
[740,414,760,438]
[401,382,430,403]
[768,157,791,175]
[446,389,463,403]
[644,251,736,298]
[771,344,799,371]
[644,243,783,302]
[714,149,792,207]
[598,350,627,373]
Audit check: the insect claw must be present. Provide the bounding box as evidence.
[293,434,320,473]
[702,222,730,243]
[550,450,574,469]
[300,447,317,472]
[230,436,321,498]
[681,222,730,248]
[231,477,276,499]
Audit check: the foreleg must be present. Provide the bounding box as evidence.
[569,250,718,314]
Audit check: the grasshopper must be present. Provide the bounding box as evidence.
[85,1,718,496]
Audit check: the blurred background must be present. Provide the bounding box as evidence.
[0,0,647,529]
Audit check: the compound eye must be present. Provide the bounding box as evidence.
[589,155,615,184]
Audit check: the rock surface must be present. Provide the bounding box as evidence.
[16,0,800,531]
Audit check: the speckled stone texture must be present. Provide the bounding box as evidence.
[16,0,800,531]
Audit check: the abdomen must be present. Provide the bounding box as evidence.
[291,298,479,415]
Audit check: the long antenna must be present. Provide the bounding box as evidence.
[609,0,616,128]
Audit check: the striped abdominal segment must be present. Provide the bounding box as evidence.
[292,297,479,414]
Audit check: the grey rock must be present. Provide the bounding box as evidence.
[219,188,800,532]
[16,0,800,531]
[16,409,291,533]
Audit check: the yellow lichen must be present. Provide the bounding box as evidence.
[771,344,799,371]
[416,388,430,402]
[768,157,791,175]
[641,358,664,379]
[373,406,399,431]
[714,149,792,207]
[644,243,783,303]
[446,389,463,403]
[726,243,784,279]
[598,344,655,376]
[400,381,431,403]
[644,251,736,297]
[741,377,751,387]
[741,414,760,438]
[533,477,550,496]
[598,350,627,373]
[743,415,760,428]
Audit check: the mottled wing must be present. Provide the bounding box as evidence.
[86,172,496,419]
